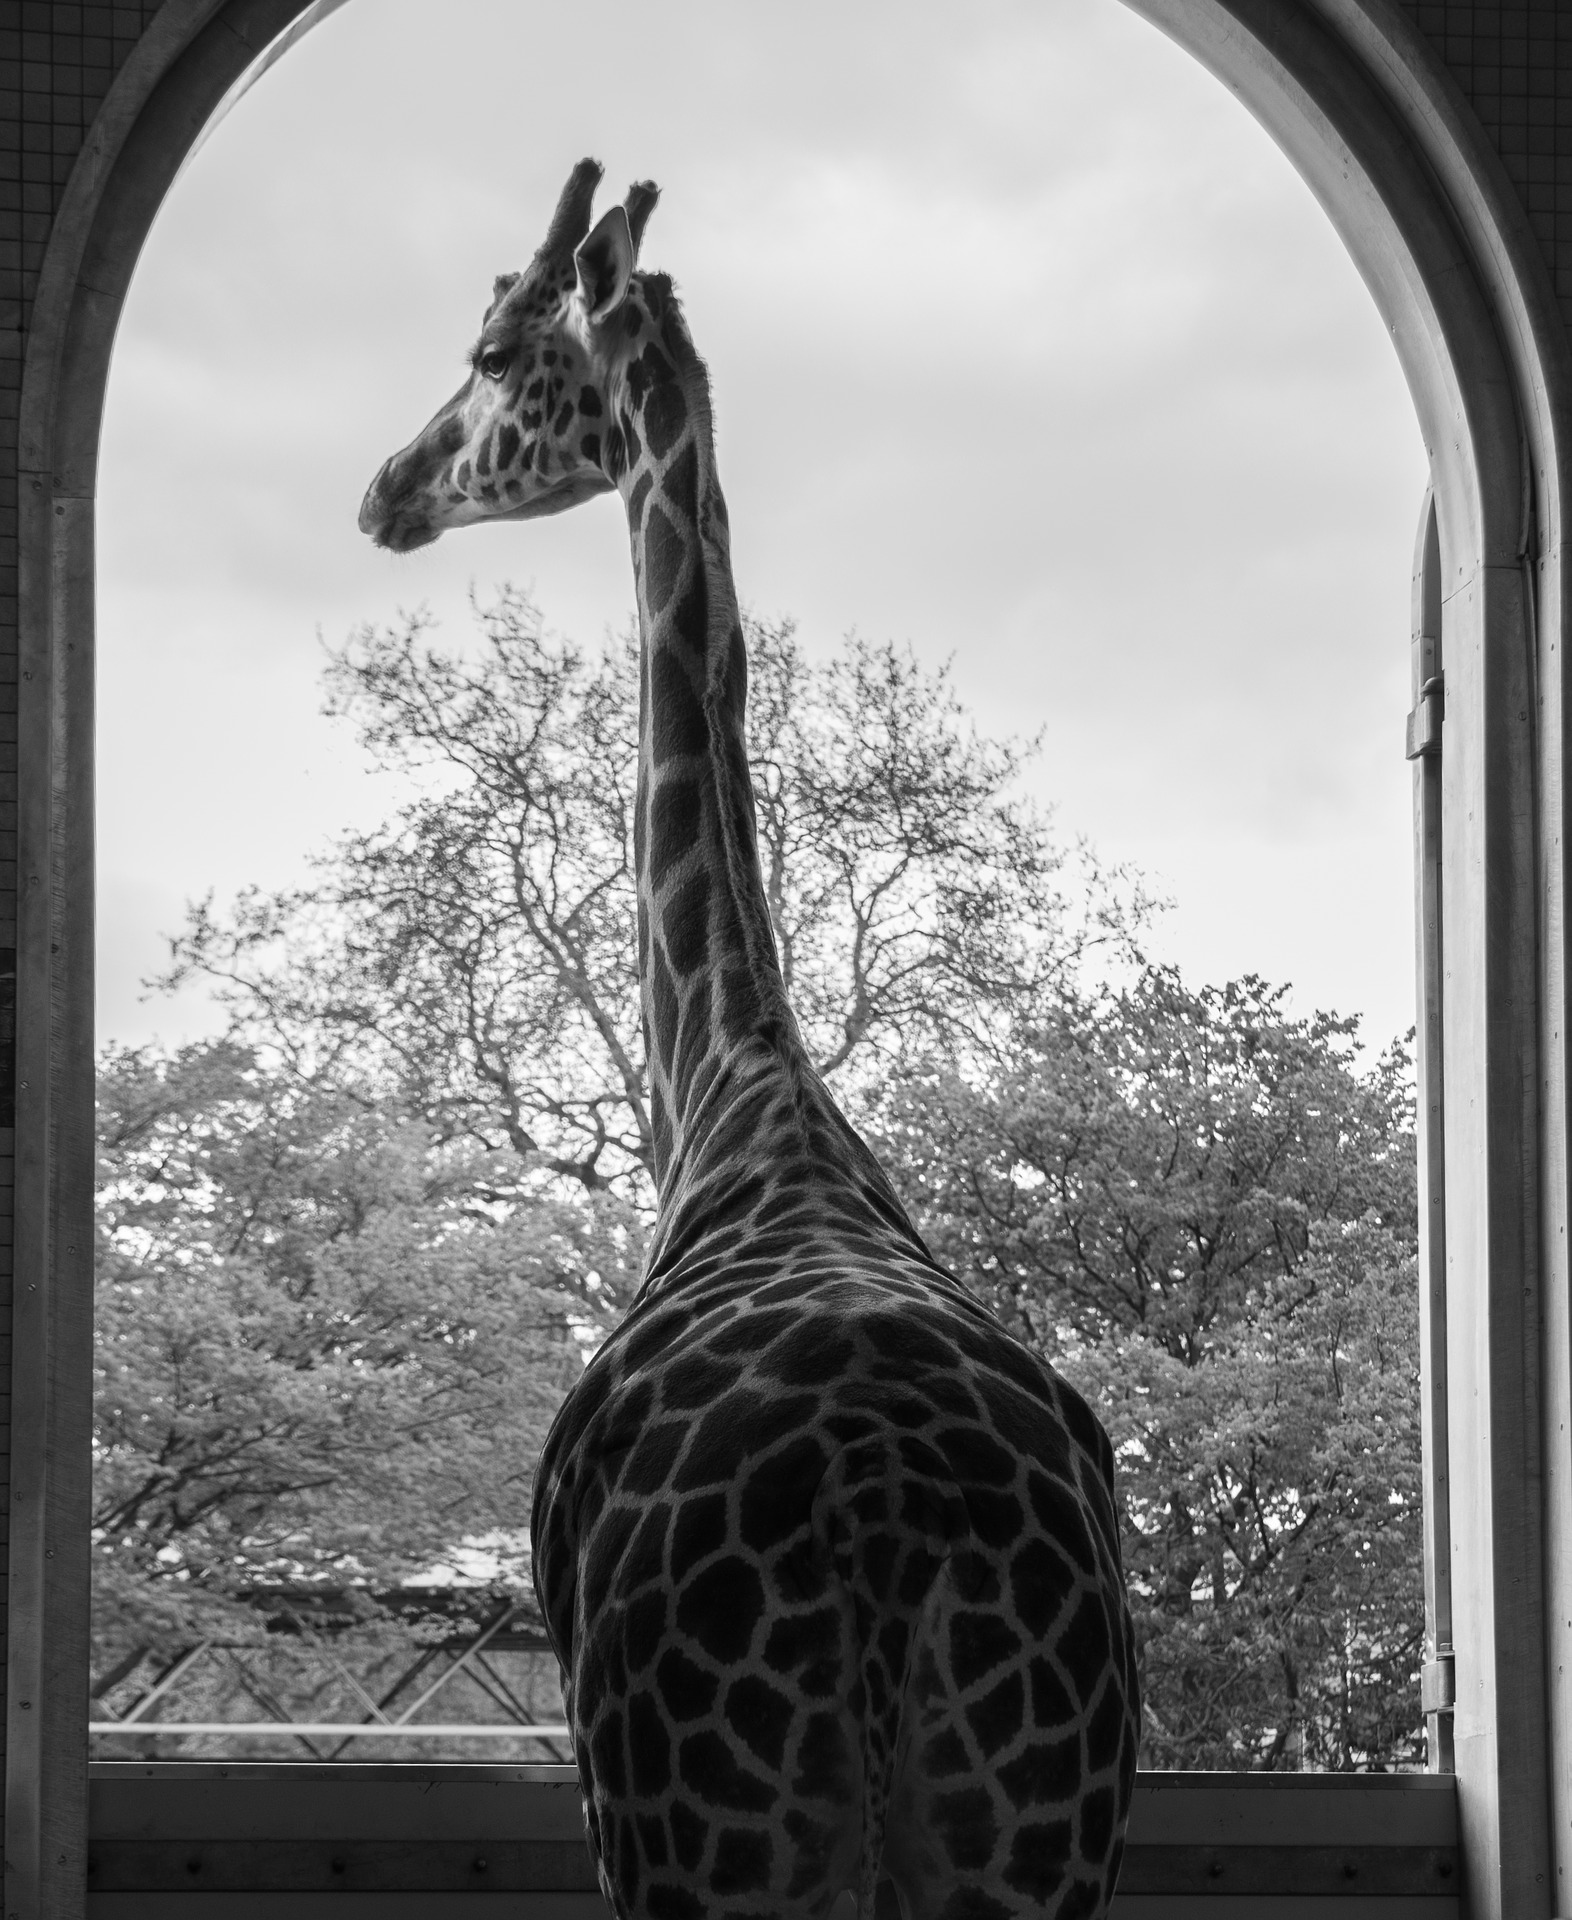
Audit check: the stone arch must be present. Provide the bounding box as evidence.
[11,4,1571,1915]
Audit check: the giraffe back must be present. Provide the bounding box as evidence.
[532,1140,1139,1920]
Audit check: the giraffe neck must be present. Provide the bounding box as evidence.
[612,284,799,1194]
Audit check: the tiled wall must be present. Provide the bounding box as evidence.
[1398,2,1572,321]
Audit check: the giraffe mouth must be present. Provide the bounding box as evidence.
[375,516,441,554]
[357,476,441,553]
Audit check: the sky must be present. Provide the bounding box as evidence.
[95,0,1430,1057]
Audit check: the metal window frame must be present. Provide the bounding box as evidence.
[1409,490,1455,1774]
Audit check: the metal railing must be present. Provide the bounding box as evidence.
[89,1594,570,1761]
[90,1722,569,1740]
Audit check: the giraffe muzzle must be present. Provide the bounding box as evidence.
[358,458,440,553]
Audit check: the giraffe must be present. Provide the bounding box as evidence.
[359,159,1139,1920]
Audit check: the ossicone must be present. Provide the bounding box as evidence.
[542,157,605,258]
[625,180,660,256]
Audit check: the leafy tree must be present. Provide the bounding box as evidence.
[875,973,1415,1350]
[107,600,1423,1768]
[1072,1218,1422,1768]
[94,1039,638,1678]
[871,977,1423,1766]
[104,601,1137,1713]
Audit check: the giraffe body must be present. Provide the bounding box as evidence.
[360,160,1138,1920]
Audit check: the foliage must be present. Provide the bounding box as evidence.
[94,1039,637,1674]
[875,973,1415,1351]
[1074,1219,1422,1768]
[103,600,1424,1767]
[871,978,1423,1767]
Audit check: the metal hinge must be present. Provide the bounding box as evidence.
[1406,674,1445,760]
[1421,1653,1455,1715]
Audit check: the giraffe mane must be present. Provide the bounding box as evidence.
[641,273,717,449]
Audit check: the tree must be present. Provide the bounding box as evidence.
[871,975,1423,1766]
[114,599,1422,1767]
[876,973,1415,1350]
[94,1039,640,1677]
[1072,1218,1422,1768]
[741,619,1140,1076]
[106,599,1140,1714]
[160,593,1147,1204]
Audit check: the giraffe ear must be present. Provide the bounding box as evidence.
[574,205,635,322]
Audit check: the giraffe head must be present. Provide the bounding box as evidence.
[358,158,658,552]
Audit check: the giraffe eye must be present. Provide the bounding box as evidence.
[477,348,510,381]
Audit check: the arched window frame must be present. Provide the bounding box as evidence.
[9,3,1572,1914]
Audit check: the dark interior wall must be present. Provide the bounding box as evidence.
[2,0,166,1793]
[1395,2,1572,332]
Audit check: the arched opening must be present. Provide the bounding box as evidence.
[13,3,1571,1914]
[90,0,1428,1785]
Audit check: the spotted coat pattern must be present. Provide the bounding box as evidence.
[360,159,1139,1920]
